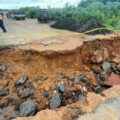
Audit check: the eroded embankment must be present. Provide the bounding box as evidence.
[0,35,120,120]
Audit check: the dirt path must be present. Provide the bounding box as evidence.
[0,19,77,45]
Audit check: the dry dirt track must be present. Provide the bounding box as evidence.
[0,19,76,46]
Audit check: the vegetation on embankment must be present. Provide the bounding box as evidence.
[4,0,120,31]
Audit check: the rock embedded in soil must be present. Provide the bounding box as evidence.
[16,76,28,85]
[42,90,49,98]
[0,107,20,120]
[17,86,35,99]
[0,89,8,97]
[92,85,104,94]
[78,95,86,101]
[50,91,62,109]
[63,92,76,100]
[74,75,87,83]
[91,68,102,74]
[97,73,106,83]
[57,82,65,93]
[110,65,120,74]
[0,64,7,73]
[20,99,37,117]
[101,61,111,73]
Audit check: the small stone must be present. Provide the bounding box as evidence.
[74,75,87,83]
[0,89,8,96]
[101,61,111,73]
[20,99,37,117]
[63,92,75,100]
[16,76,28,85]
[57,82,65,93]
[110,65,120,74]
[85,80,92,86]
[0,64,7,73]
[97,73,106,82]
[91,68,101,74]
[50,92,61,109]
[17,85,35,98]
[92,86,103,94]
[42,90,49,98]
[77,95,86,101]
[0,107,20,120]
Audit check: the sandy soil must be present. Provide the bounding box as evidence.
[0,19,78,45]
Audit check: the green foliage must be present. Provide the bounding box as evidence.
[14,6,39,18]
[15,0,120,31]
[49,1,120,31]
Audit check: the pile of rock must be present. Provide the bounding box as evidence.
[0,76,37,120]
[51,18,111,35]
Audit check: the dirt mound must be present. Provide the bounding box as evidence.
[51,18,77,31]
[51,18,111,35]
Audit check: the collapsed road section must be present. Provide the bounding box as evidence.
[0,34,120,120]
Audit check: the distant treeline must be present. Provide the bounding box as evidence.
[3,0,120,31]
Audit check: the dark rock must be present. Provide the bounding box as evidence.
[74,75,87,83]
[63,92,76,100]
[57,82,65,93]
[42,90,49,98]
[20,99,37,117]
[92,86,103,93]
[85,80,92,86]
[78,95,86,101]
[51,18,77,31]
[9,98,17,105]
[110,65,120,74]
[97,73,106,83]
[51,18,111,35]
[0,89,8,97]
[0,107,20,120]
[50,91,61,109]
[16,76,28,85]
[91,68,101,74]
[77,19,111,35]
[17,85,35,99]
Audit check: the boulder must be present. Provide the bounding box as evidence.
[16,76,28,85]
[20,99,37,117]
[50,91,62,109]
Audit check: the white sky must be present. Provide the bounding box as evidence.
[0,0,81,9]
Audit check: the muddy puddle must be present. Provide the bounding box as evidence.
[0,35,120,120]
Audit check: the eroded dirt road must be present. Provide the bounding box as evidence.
[1,19,120,120]
[0,19,77,45]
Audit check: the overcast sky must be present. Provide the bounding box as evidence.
[0,0,81,9]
